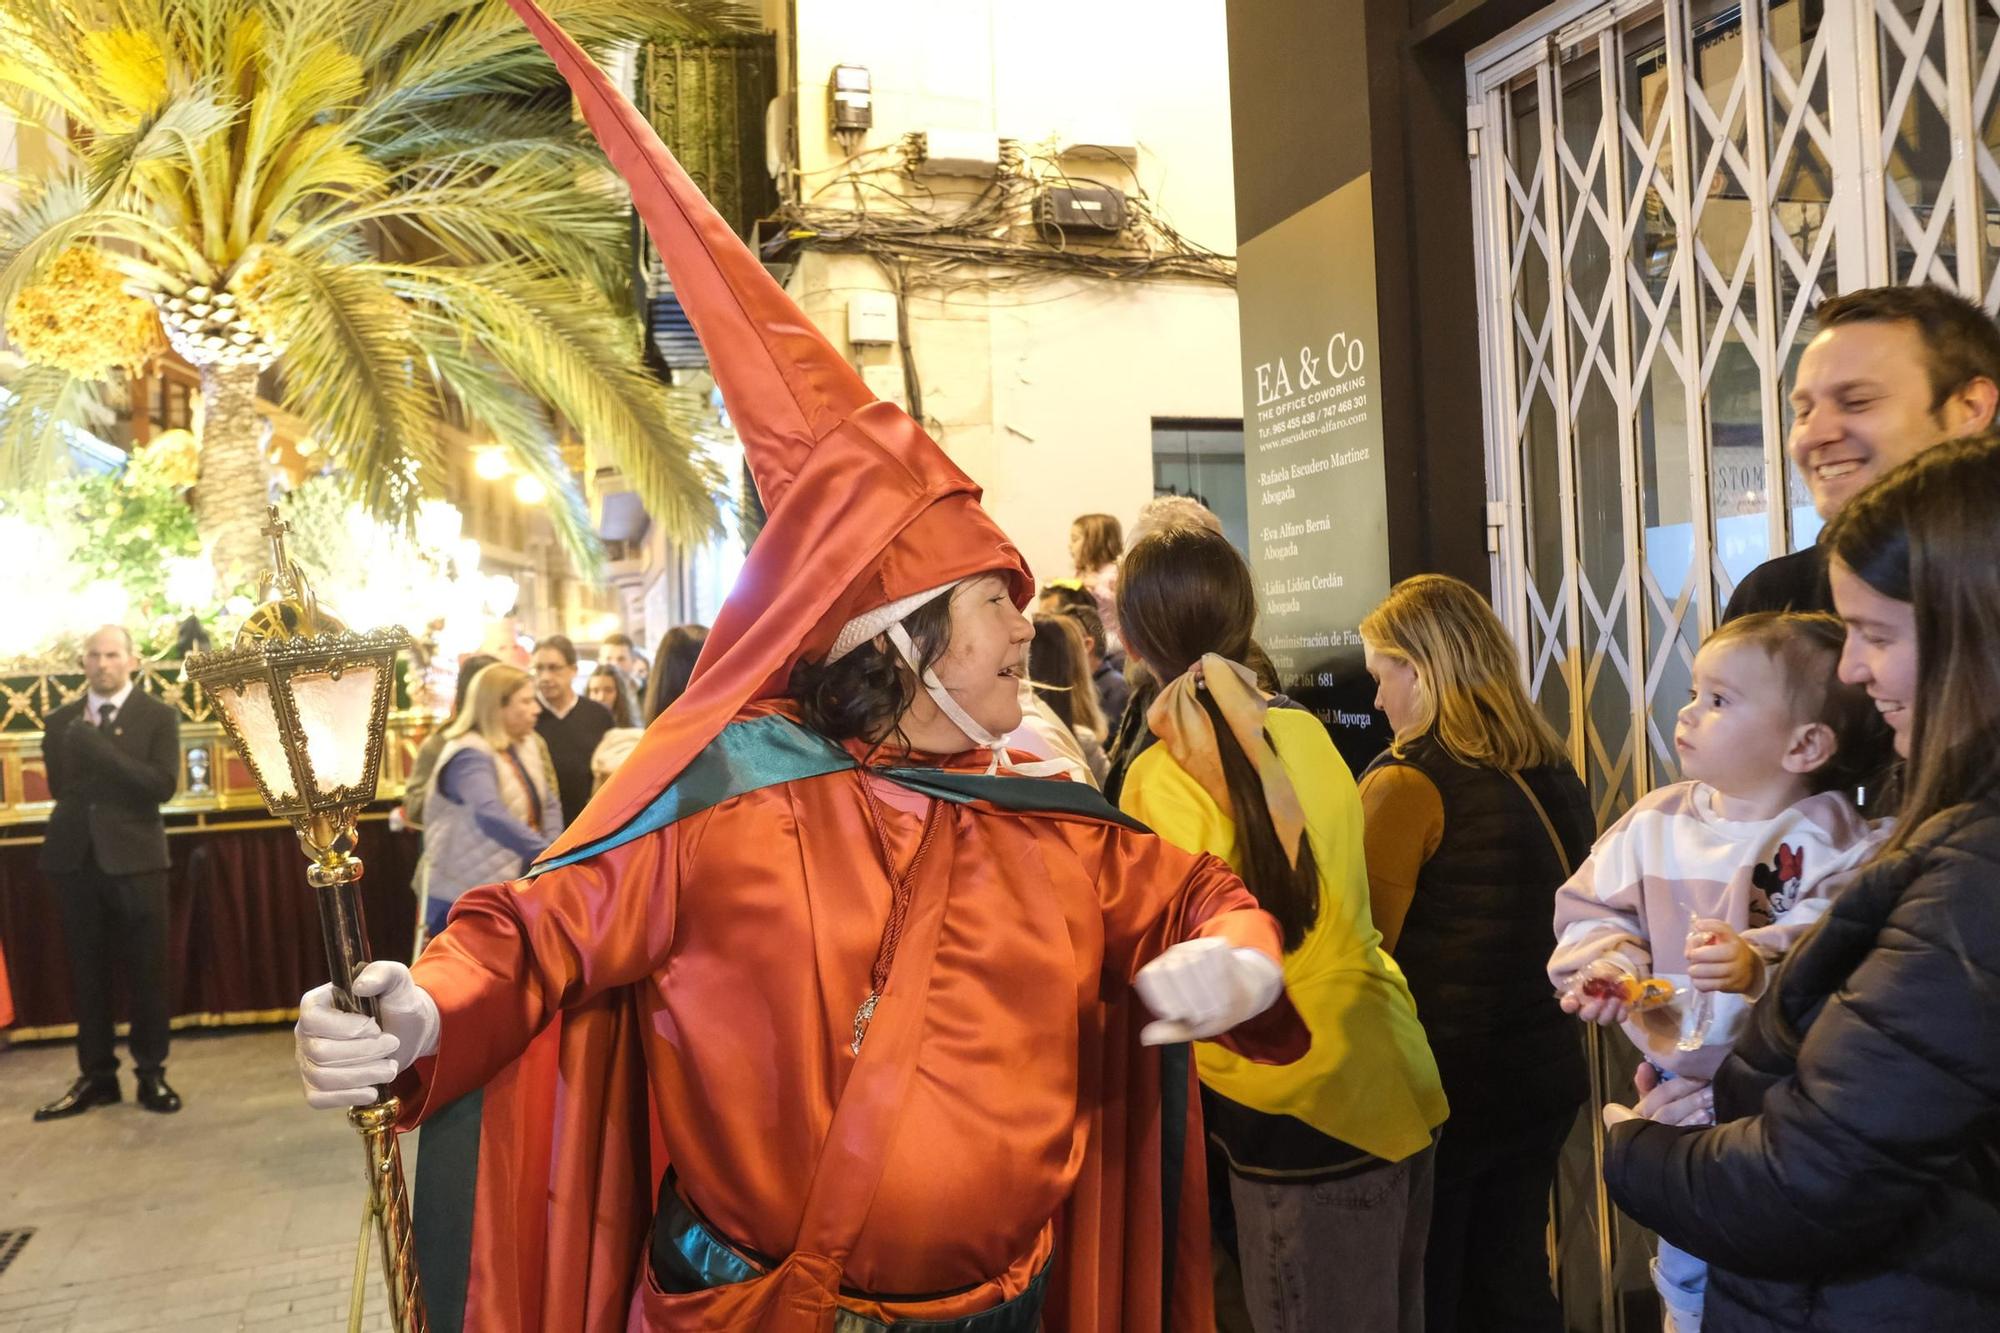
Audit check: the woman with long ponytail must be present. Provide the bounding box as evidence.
[1117,526,1447,1333]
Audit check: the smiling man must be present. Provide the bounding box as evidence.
[1725,285,2000,620]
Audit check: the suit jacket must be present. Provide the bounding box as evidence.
[40,688,181,877]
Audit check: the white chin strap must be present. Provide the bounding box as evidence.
[886,623,1072,778]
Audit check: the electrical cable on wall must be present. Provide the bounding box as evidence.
[768,134,1235,431]
[767,134,1237,294]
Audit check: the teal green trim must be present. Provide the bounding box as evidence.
[877,767,1150,834]
[530,715,1148,877]
[411,1088,483,1333]
[652,1185,763,1291]
[529,714,856,876]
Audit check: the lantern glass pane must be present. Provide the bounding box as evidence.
[213,679,299,803]
[288,664,379,796]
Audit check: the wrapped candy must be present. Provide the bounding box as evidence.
[1565,956,1676,1012]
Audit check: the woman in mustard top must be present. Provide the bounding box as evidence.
[1116,527,1448,1333]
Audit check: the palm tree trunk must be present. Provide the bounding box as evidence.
[193,361,271,586]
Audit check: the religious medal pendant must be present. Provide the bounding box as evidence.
[850,991,881,1055]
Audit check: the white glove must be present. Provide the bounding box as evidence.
[295,961,441,1110]
[1133,937,1285,1046]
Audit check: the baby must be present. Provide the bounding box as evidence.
[1549,611,1889,1331]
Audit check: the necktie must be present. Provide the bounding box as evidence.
[99,702,116,729]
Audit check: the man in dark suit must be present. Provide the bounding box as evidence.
[34,625,183,1119]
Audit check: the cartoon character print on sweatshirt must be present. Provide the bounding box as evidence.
[1748,841,1806,927]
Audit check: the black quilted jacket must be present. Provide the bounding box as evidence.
[1602,795,2000,1332]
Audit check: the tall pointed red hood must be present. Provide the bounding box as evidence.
[506,0,1032,863]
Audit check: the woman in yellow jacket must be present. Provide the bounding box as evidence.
[1116,526,1447,1333]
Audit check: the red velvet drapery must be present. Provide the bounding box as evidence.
[0,818,419,1033]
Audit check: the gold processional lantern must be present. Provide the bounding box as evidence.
[187,508,427,1333]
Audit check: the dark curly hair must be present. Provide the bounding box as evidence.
[791,591,957,751]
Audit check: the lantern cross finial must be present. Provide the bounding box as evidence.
[260,505,297,598]
[260,505,290,559]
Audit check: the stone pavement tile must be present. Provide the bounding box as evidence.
[0,1027,421,1328]
[0,1221,84,1298]
[277,1181,375,1253]
[0,1286,80,1318]
[65,1290,246,1333]
[0,1290,75,1319]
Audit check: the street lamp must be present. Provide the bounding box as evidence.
[186,507,426,1333]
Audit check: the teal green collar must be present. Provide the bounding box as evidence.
[531,713,1143,878]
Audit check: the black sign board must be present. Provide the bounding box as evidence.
[1237,174,1394,772]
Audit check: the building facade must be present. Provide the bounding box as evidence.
[768,0,1247,584]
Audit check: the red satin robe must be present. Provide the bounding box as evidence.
[397,708,1305,1328]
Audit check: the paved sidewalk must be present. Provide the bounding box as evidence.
[0,1028,413,1331]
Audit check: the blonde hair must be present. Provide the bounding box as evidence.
[444,664,534,752]
[1359,574,1571,771]
[1128,495,1224,547]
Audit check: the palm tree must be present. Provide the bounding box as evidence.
[0,0,741,580]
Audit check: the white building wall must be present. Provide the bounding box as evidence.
[779,0,1244,582]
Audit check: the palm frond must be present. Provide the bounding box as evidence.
[234,49,367,246]
[257,248,440,522]
[352,0,753,73]
[294,155,633,296]
[85,87,240,206]
[0,10,106,128]
[0,363,99,490]
[244,123,387,239]
[0,176,107,314]
[387,261,720,545]
[362,99,605,175]
[0,79,70,139]
[419,328,603,574]
[217,2,268,90]
[541,0,758,41]
[76,26,172,128]
[0,170,207,304]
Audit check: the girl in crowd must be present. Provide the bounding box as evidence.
[1357,575,1594,1333]
[644,623,708,722]
[585,664,636,723]
[1117,525,1447,1333]
[413,664,562,939]
[586,663,644,791]
[1600,434,2000,1329]
[1069,512,1124,647]
[1028,614,1109,784]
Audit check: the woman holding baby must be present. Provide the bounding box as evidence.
[1599,434,2000,1331]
